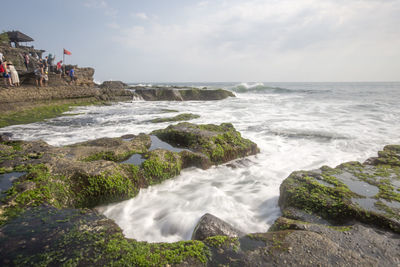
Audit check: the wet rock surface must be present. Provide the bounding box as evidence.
[0,123,261,266]
[99,80,128,90]
[1,123,399,266]
[152,122,260,165]
[192,213,244,241]
[133,87,235,101]
[279,146,400,232]
[149,113,200,123]
[268,144,400,266]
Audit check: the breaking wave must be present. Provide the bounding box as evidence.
[231,83,299,94]
[268,129,350,142]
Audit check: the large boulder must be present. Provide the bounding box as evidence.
[192,213,244,241]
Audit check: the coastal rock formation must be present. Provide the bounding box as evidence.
[192,213,244,241]
[0,85,234,128]
[152,122,260,165]
[0,44,38,72]
[99,80,127,89]
[0,123,261,265]
[1,133,399,265]
[133,87,235,101]
[0,123,259,221]
[279,145,400,233]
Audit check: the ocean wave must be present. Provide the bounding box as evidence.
[229,82,332,95]
[231,83,297,94]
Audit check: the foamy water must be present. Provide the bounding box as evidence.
[3,82,400,242]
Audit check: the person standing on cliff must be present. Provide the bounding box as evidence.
[0,51,3,65]
[43,57,49,73]
[7,61,20,87]
[34,64,43,87]
[56,60,62,75]
[68,67,77,85]
[1,61,13,87]
[47,54,55,72]
[23,53,30,71]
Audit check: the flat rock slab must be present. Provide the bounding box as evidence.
[133,87,235,101]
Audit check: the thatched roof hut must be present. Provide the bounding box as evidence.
[7,31,34,44]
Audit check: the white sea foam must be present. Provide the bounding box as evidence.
[3,82,400,242]
[237,82,265,89]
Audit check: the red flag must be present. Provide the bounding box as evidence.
[63,48,72,55]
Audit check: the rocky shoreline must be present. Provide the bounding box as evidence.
[0,122,399,265]
[0,81,235,128]
[0,122,260,266]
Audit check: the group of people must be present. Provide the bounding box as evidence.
[0,51,20,87]
[0,50,77,88]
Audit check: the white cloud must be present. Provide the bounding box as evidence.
[83,0,117,17]
[111,0,400,81]
[134,12,149,20]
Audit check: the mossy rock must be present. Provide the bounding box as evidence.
[0,206,209,267]
[152,122,259,165]
[141,149,183,185]
[279,145,400,233]
[70,133,151,162]
[0,123,265,265]
[149,113,200,123]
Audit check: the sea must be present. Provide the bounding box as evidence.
[2,82,400,243]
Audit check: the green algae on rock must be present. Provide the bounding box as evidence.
[1,140,400,266]
[152,122,260,165]
[149,113,200,123]
[0,123,262,266]
[279,146,400,233]
[0,123,259,225]
[0,206,210,267]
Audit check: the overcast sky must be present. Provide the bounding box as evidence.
[3,0,400,82]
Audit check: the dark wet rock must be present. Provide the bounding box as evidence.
[0,133,12,142]
[201,219,400,266]
[192,213,244,241]
[134,87,235,101]
[0,135,10,142]
[99,80,127,90]
[279,207,332,226]
[179,150,212,170]
[0,205,209,266]
[121,134,136,140]
[152,122,260,165]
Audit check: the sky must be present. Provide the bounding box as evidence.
[2,0,400,82]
